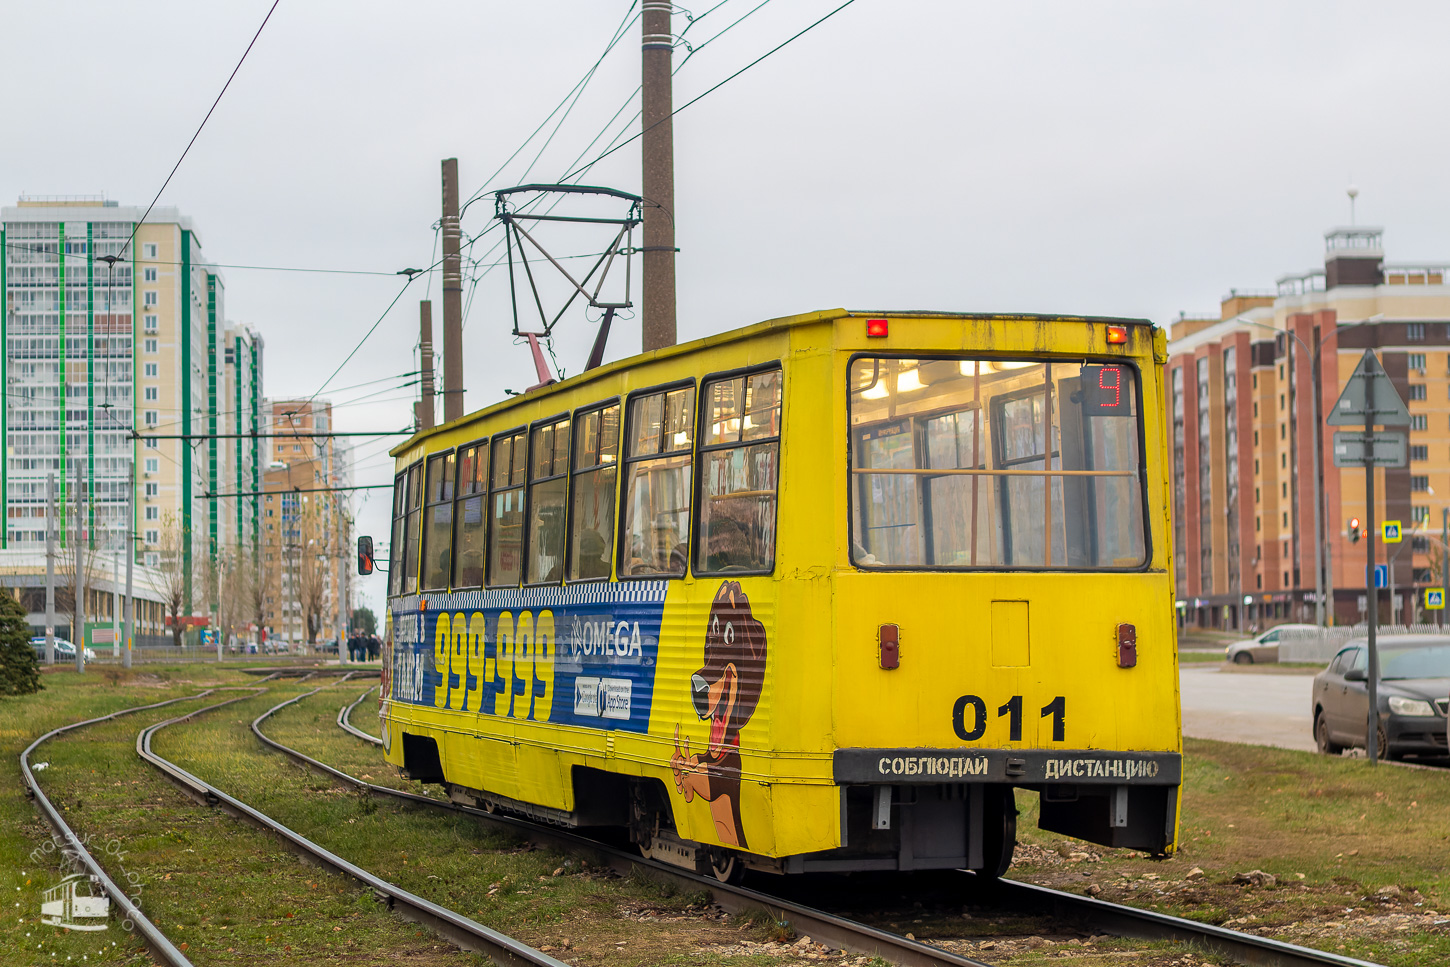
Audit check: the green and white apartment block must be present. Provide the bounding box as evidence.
[1,196,265,630]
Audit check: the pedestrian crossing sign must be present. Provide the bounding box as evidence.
[1383,521,1402,543]
[1427,588,1446,610]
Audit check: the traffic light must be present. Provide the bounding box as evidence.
[357,535,375,575]
[1349,517,1362,543]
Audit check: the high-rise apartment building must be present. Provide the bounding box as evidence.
[1,196,265,629]
[1168,226,1450,630]
[259,398,352,646]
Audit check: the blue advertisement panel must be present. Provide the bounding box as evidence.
[389,581,668,734]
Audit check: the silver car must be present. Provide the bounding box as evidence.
[1224,623,1316,664]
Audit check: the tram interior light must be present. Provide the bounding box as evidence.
[861,382,889,400]
[1106,325,1129,344]
[895,368,924,392]
[866,318,889,337]
[988,360,1035,372]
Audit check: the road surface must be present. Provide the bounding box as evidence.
[1179,664,1316,752]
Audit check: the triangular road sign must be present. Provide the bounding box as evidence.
[1326,349,1412,426]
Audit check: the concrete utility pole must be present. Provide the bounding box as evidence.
[124,462,134,670]
[45,474,56,666]
[417,300,436,430]
[111,551,120,660]
[640,0,678,352]
[440,159,465,422]
[1363,358,1379,766]
[74,457,85,674]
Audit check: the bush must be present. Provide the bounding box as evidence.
[0,592,41,696]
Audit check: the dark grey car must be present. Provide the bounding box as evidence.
[1312,635,1450,758]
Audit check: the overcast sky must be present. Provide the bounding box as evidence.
[6,0,1450,619]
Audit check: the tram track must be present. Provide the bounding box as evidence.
[289,690,1385,967]
[134,673,572,967]
[19,688,252,967]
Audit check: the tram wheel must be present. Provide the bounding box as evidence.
[708,849,744,884]
[974,786,1017,880]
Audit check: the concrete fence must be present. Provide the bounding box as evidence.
[1279,624,1450,663]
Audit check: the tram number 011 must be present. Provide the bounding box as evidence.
[432,609,554,721]
[953,694,1066,742]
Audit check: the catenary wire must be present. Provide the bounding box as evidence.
[118,0,282,261]
[563,0,859,183]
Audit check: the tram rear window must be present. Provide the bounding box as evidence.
[848,357,1146,570]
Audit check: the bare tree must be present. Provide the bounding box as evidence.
[293,495,333,646]
[150,513,200,648]
[56,540,104,643]
[212,547,253,652]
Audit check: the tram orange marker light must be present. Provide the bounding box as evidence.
[1117,623,1137,668]
[866,319,889,338]
[878,623,900,669]
[1106,325,1128,344]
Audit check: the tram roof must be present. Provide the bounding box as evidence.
[392,308,1154,457]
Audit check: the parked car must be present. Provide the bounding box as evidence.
[1225,623,1316,664]
[1311,635,1450,758]
[29,637,97,663]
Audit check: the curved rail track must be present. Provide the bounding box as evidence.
[303,689,1386,967]
[338,683,382,746]
[135,674,571,967]
[20,672,1390,967]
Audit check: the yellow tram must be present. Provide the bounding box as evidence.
[376,308,1181,880]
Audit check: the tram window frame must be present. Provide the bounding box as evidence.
[487,426,528,588]
[617,379,697,580]
[388,469,407,597]
[451,437,490,589]
[566,399,621,583]
[401,460,425,594]
[693,362,783,577]
[524,412,572,586]
[418,449,457,591]
[844,353,1151,572]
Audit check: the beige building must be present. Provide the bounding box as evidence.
[1,196,265,638]
[259,399,353,646]
[1169,226,1450,630]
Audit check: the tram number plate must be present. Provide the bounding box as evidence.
[952,694,1065,742]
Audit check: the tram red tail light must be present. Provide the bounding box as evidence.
[1117,623,1137,668]
[866,318,889,338]
[878,623,900,669]
[1106,325,1128,345]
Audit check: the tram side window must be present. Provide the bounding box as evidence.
[526,418,571,584]
[451,441,489,588]
[488,430,527,586]
[402,461,424,593]
[620,385,695,576]
[389,471,407,597]
[568,403,620,581]
[419,451,456,590]
[696,368,781,573]
[848,357,1145,570]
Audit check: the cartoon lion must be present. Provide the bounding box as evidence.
[670,581,768,848]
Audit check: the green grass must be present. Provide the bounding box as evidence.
[1,672,804,966]
[1013,737,1450,966]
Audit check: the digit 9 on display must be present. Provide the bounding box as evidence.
[1080,364,1132,417]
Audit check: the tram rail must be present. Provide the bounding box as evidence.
[19,675,1387,967]
[289,688,1382,967]
[135,676,569,967]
